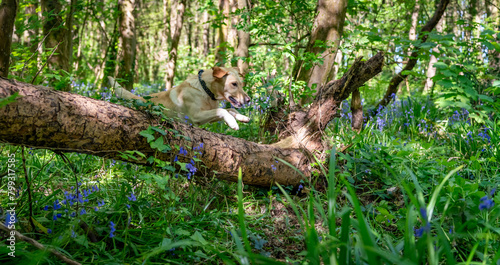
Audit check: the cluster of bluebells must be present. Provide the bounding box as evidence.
[479,188,496,211]
[71,81,96,98]
[109,221,116,238]
[415,207,431,238]
[448,109,470,126]
[477,127,491,143]
[339,100,353,122]
[270,160,278,171]
[43,182,101,221]
[462,126,493,151]
[126,191,137,209]
[174,144,204,179]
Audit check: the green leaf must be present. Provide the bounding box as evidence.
[139,127,156,143]
[190,231,209,245]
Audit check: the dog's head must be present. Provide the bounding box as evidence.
[212,66,251,108]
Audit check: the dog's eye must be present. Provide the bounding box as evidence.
[232,82,238,87]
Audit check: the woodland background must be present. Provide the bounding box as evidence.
[0,0,500,264]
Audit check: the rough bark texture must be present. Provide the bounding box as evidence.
[234,0,251,75]
[0,77,305,187]
[274,52,384,151]
[374,0,449,112]
[293,0,348,106]
[25,1,39,54]
[164,0,186,90]
[41,0,71,74]
[0,0,18,78]
[202,11,210,56]
[423,13,444,93]
[350,88,362,132]
[408,0,420,57]
[0,52,384,186]
[487,0,500,79]
[215,0,230,65]
[116,0,137,91]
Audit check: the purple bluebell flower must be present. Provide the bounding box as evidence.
[479,195,495,210]
[109,221,116,238]
[127,192,137,202]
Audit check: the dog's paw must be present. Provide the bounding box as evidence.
[234,114,250,123]
[226,120,239,130]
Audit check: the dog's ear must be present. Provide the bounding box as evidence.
[212,66,228,79]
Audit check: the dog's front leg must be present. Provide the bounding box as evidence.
[226,108,250,123]
[190,109,240,130]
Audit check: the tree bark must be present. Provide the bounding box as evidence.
[0,0,18,78]
[234,0,251,75]
[202,11,210,57]
[116,0,136,91]
[293,0,348,106]
[408,0,420,57]
[423,12,444,93]
[41,0,71,76]
[0,52,384,187]
[24,0,39,54]
[214,0,230,65]
[373,0,449,113]
[164,0,186,90]
[487,0,500,79]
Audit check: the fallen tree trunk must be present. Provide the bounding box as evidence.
[0,52,383,187]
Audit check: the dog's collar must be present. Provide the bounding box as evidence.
[198,70,216,101]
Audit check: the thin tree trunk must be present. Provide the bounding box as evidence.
[25,0,38,54]
[0,53,384,187]
[65,0,76,70]
[116,0,137,91]
[293,0,348,106]
[373,0,450,113]
[194,6,200,51]
[423,13,444,93]
[487,0,500,79]
[164,0,186,90]
[228,0,238,49]
[408,0,420,57]
[215,0,229,65]
[234,0,251,75]
[41,0,71,76]
[202,11,210,56]
[0,0,18,78]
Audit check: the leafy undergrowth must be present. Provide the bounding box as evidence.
[1,90,499,264]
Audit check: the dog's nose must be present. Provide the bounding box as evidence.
[244,96,251,104]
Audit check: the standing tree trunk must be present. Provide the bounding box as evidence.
[24,0,39,54]
[214,0,229,65]
[0,0,18,78]
[292,0,348,106]
[408,0,420,57]
[487,0,500,79]
[373,0,449,113]
[202,11,210,57]
[164,0,186,90]
[116,0,137,91]
[65,0,76,70]
[234,0,251,75]
[423,13,444,93]
[41,0,71,81]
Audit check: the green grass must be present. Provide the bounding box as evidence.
[1,91,499,264]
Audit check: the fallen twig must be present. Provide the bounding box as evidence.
[0,223,81,265]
